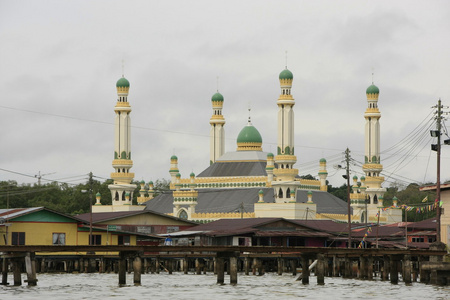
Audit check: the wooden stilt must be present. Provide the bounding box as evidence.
[1,257,8,286]
[230,256,238,285]
[183,257,188,274]
[244,257,249,275]
[403,255,411,285]
[118,253,127,286]
[12,259,21,286]
[301,255,309,285]
[316,254,325,285]
[344,256,351,278]
[291,259,297,276]
[419,256,429,283]
[133,256,142,286]
[390,255,398,284]
[195,259,201,275]
[24,252,37,286]
[216,257,225,285]
[367,256,373,280]
[277,258,283,275]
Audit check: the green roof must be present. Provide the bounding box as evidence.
[237,125,262,144]
[116,77,130,88]
[279,68,293,80]
[211,92,224,102]
[190,172,195,177]
[171,155,178,160]
[366,84,379,94]
[267,153,274,158]
[320,158,326,163]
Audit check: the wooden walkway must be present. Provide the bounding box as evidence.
[1,244,448,286]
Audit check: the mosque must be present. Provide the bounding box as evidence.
[92,66,402,224]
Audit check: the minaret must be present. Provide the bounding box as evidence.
[210,91,225,164]
[108,76,137,205]
[363,82,386,204]
[273,67,300,203]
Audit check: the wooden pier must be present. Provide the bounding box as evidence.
[1,244,448,286]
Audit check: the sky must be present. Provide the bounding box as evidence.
[1,0,450,192]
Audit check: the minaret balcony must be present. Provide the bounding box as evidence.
[275,155,297,164]
[363,163,383,172]
[273,168,299,179]
[111,172,135,183]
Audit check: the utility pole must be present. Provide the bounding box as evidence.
[89,172,94,245]
[345,148,352,248]
[436,99,442,243]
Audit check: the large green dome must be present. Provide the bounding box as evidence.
[366,84,379,94]
[237,125,262,144]
[279,69,293,80]
[211,92,224,102]
[116,77,130,88]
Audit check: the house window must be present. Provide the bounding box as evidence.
[118,235,130,245]
[53,233,66,245]
[91,235,102,245]
[11,232,25,245]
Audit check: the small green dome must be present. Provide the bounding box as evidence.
[211,92,224,102]
[307,190,313,195]
[392,196,398,201]
[366,84,379,94]
[320,158,326,163]
[258,189,264,195]
[267,153,274,158]
[148,181,153,185]
[176,173,181,178]
[190,172,195,177]
[360,176,365,180]
[279,68,293,80]
[140,180,145,184]
[116,77,130,88]
[96,192,101,197]
[171,155,178,160]
[237,125,262,144]
[353,175,358,180]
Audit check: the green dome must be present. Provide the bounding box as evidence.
[190,172,195,177]
[140,180,145,184]
[96,192,101,197]
[320,158,326,163]
[279,69,293,80]
[116,77,130,88]
[353,175,358,180]
[148,181,153,185]
[171,155,178,160]
[267,153,274,158]
[237,125,262,144]
[211,92,224,102]
[259,189,264,195]
[366,84,379,94]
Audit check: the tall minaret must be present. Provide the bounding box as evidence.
[362,82,385,204]
[108,76,137,205]
[272,68,300,203]
[210,91,225,164]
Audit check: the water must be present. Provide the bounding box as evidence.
[1,272,449,300]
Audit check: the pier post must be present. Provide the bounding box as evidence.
[332,255,338,277]
[389,255,398,284]
[252,258,258,275]
[1,257,8,286]
[359,255,367,280]
[155,257,160,274]
[403,255,411,285]
[133,256,142,286]
[183,257,188,274]
[11,258,21,286]
[291,259,297,276]
[419,256,429,283]
[382,255,389,281]
[344,255,351,278]
[244,257,249,275]
[118,252,127,286]
[301,255,310,285]
[230,256,238,285]
[316,254,325,285]
[277,258,283,275]
[367,256,373,280]
[24,252,37,286]
[216,257,225,285]
[195,259,201,275]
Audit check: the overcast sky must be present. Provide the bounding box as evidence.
[1,0,449,192]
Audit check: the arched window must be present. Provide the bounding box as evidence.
[115,192,119,200]
[121,191,126,200]
[373,194,378,204]
[361,212,365,223]
[178,210,188,219]
[278,188,283,199]
[286,188,291,197]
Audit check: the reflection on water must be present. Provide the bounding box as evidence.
[1,272,449,300]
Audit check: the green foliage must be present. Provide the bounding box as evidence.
[328,184,349,202]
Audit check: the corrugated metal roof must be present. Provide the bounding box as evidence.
[0,207,43,219]
[76,210,196,225]
[145,188,350,215]
[197,161,268,177]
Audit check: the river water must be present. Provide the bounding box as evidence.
[1,272,449,300]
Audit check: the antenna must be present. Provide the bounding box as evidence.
[285,50,288,69]
[216,76,219,92]
[371,67,374,84]
[122,59,125,77]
